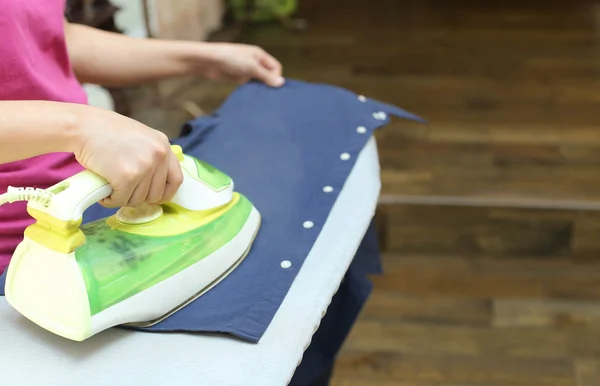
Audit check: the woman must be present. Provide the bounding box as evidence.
[0,0,284,273]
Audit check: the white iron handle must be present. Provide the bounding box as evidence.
[30,169,113,222]
[32,145,185,222]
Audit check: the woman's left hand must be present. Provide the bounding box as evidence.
[196,43,285,88]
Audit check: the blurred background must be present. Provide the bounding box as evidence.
[68,0,600,384]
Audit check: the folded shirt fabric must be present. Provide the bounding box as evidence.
[0,79,422,345]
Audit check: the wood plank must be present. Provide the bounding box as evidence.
[576,358,600,386]
[494,299,600,328]
[376,204,600,258]
[377,139,600,169]
[333,351,575,386]
[360,292,491,327]
[296,0,593,29]
[330,381,417,386]
[341,320,600,359]
[384,121,600,145]
[383,205,575,258]
[373,255,600,299]
[379,163,600,205]
[378,195,600,212]
[572,213,600,260]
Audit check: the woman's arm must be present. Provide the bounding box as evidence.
[0,101,82,164]
[63,21,284,87]
[64,21,203,87]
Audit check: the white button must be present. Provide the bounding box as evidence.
[358,95,367,102]
[303,221,314,229]
[356,126,367,134]
[340,152,351,161]
[373,111,387,120]
[280,260,292,269]
[323,186,333,193]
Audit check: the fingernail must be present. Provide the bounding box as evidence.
[274,76,285,87]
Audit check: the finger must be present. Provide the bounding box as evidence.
[99,198,113,208]
[160,152,184,203]
[146,155,169,204]
[127,174,153,207]
[258,51,284,87]
[100,181,138,209]
[259,52,282,76]
[252,63,284,88]
[100,162,147,208]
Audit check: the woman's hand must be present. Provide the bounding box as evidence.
[194,43,285,88]
[64,21,285,88]
[72,105,183,209]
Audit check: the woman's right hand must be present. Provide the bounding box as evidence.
[72,105,183,208]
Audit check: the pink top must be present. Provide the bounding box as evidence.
[0,0,87,273]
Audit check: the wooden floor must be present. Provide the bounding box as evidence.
[128,0,600,384]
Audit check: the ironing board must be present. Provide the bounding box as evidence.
[0,136,381,386]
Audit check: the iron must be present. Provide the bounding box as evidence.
[0,145,260,341]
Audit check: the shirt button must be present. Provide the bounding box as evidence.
[373,111,387,120]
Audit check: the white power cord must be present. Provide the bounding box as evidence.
[0,187,54,207]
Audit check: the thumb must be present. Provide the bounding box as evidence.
[252,64,285,87]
